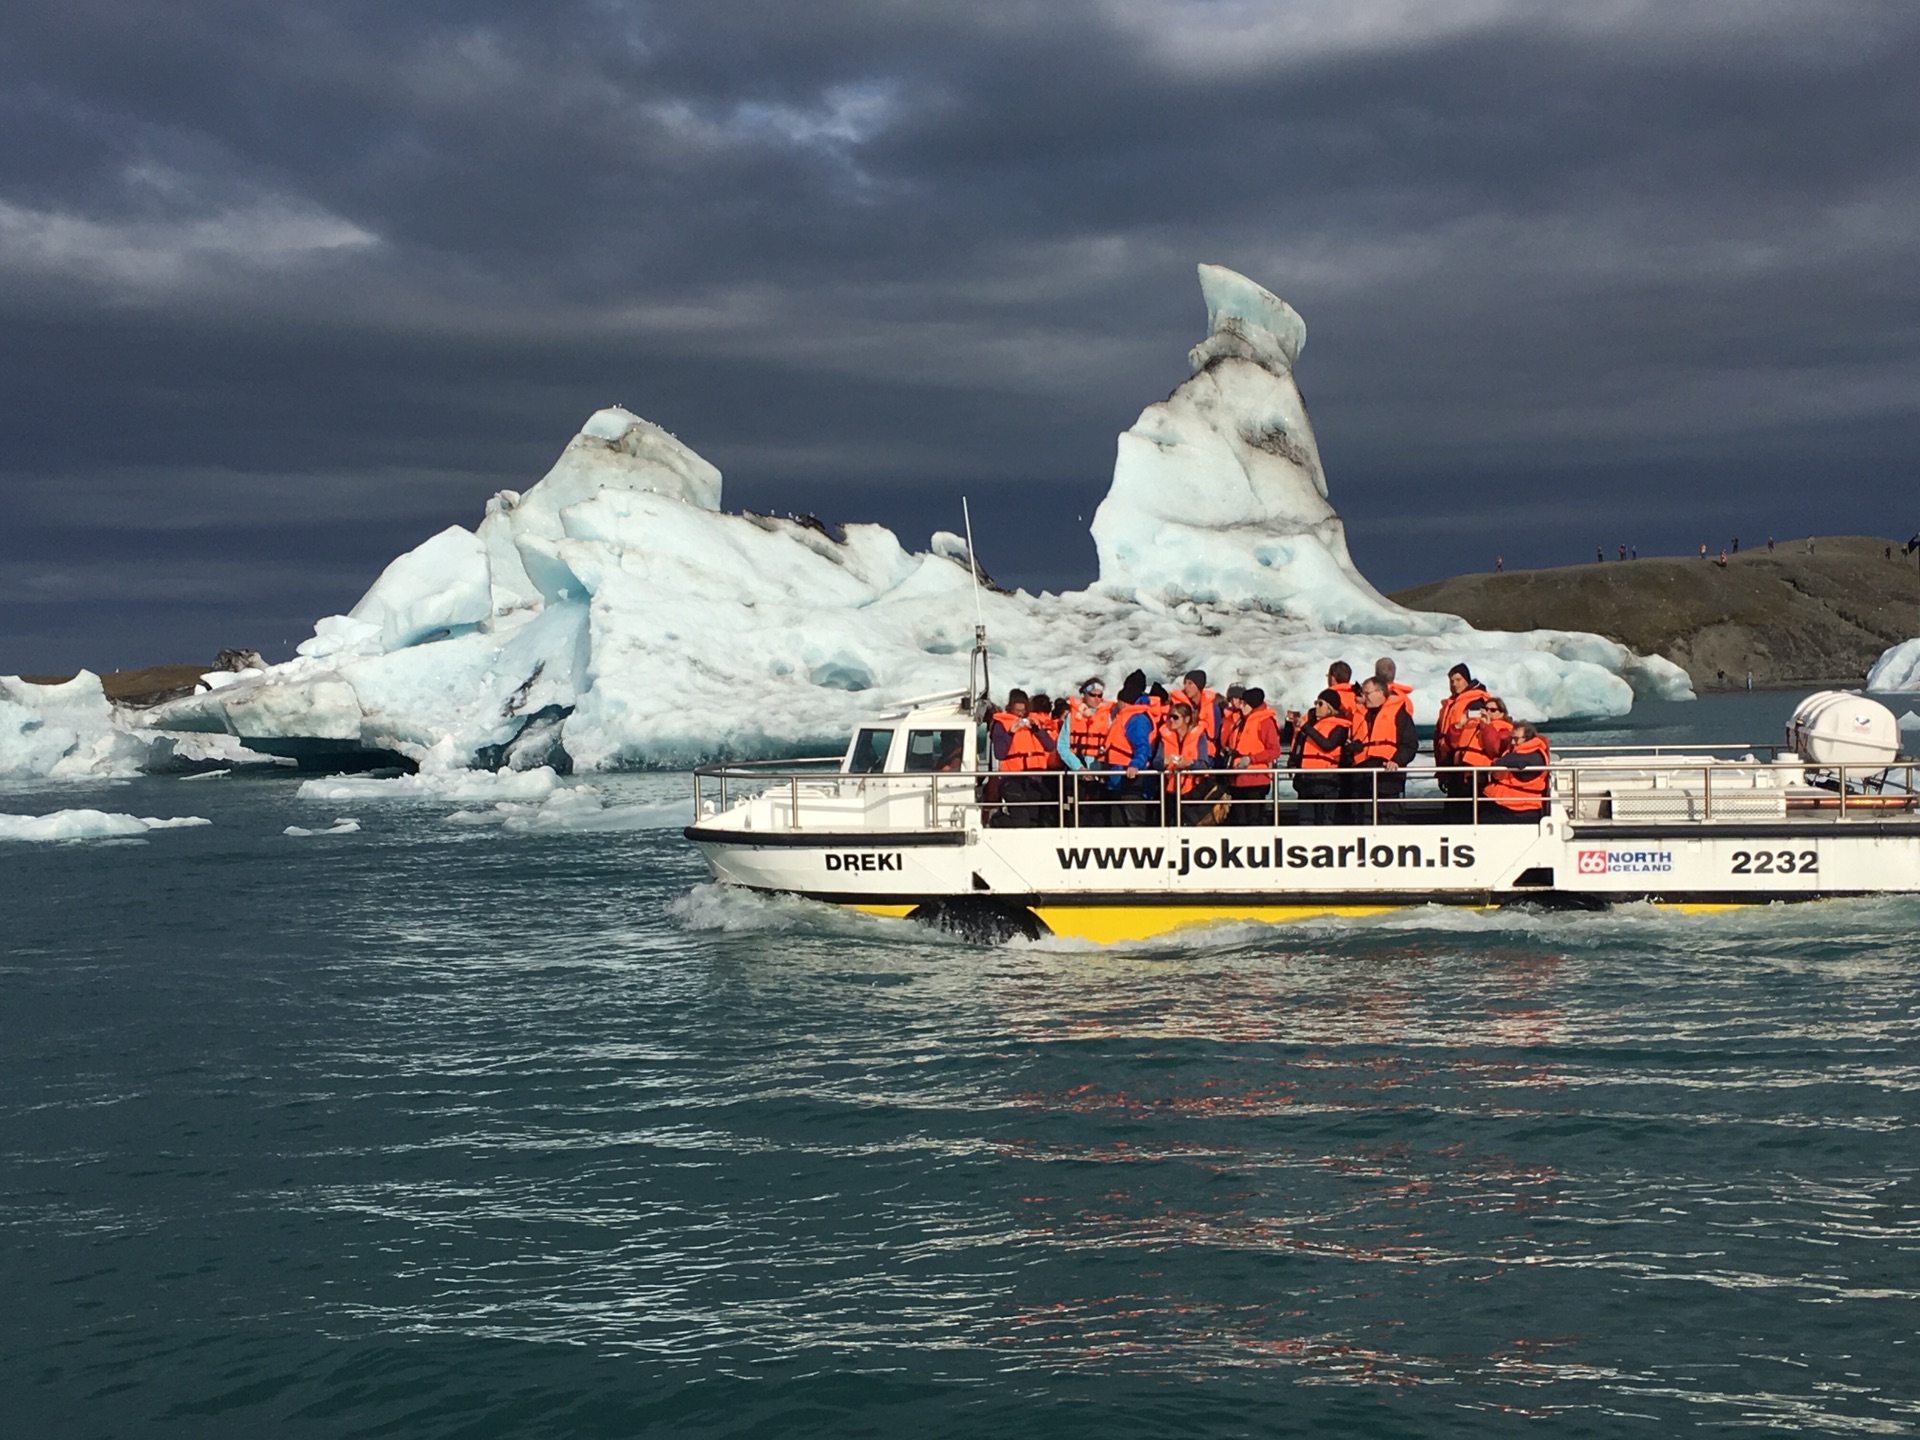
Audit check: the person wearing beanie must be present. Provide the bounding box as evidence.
[1100,674,1157,826]
[1288,689,1351,824]
[1434,663,1489,816]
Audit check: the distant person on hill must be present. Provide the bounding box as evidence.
[1495,555,1504,572]
[1699,543,1708,560]
[1631,544,1638,559]
[1733,537,1740,553]
[1807,536,1816,554]
[1597,546,1604,563]
[1717,550,1728,567]
[1768,536,1775,552]
[1619,544,1627,561]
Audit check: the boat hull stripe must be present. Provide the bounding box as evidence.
[683,826,966,848]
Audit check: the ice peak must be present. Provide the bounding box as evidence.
[1189,263,1306,375]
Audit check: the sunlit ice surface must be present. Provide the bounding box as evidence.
[3,693,1917,1436]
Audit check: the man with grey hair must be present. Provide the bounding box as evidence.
[1373,656,1415,722]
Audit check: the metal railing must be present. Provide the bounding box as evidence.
[690,756,1920,832]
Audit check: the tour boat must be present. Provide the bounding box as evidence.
[683,677,1919,944]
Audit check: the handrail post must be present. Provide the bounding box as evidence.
[1839,765,1847,820]
[790,774,800,829]
[1570,764,1579,823]
[1371,768,1379,826]
[1702,765,1711,822]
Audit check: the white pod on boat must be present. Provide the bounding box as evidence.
[1787,691,1902,767]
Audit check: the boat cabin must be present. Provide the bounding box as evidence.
[839,693,978,776]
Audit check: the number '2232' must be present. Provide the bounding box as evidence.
[1731,850,1817,875]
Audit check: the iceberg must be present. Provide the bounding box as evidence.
[144,265,1691,772]
[1868,638,1920,692]
[0,809,210,842]
[0,671,277,782]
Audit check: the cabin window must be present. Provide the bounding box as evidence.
[847,728,893,774]
[903,729,966,773]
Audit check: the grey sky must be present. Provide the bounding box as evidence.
[4,0,1917,672]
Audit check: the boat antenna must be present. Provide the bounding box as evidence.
[963,497,991,718]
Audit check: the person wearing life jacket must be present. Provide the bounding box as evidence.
[1433,664,1489,807]
[1101,672,1157,827]
[1058,678,1114,823]
[1223,687,1282,825]
[1325,660,1366,726]
[1372,657,1415,722]
[1482,721,1552,820]
[1346,675,1418,823]
[1178,670,1222,748]
[1155,701,1215,825]
[1455,697,1513,819]
[1289,690,1351,825]
[990,689,1054,828]
[1145,681,1171,734]
[1060,678,1112,766]
[1218,684,1246,756]
[1029,693,1060,769]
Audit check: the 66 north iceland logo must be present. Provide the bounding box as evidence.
[1578,848,1672,876]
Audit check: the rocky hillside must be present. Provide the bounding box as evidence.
[1392,537,1920,691]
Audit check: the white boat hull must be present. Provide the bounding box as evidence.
[685,815,1920,943]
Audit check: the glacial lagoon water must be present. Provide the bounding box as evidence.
[3,691,1917,1437]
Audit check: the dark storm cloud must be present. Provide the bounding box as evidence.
[4,0,1919,671]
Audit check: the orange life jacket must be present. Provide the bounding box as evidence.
[1385,681,1415,721]
[1483,734,1551,811]
[1067,700,1113,760]
[1034,712,1064,767]
[1455,717,1509,768]
[1181,688,1221,743]
[1354,697,1409,765]
[1296,717,1348,769]
[1228,705,1281,785]
[992,711,1051,773]
[1435,684,1487,760]
[1159,724,1209,796]
[1104,701,1152,768]
[1218,704,1243,754]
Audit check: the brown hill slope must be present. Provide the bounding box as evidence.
[1390,537,1920,691]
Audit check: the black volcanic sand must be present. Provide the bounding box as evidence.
[1393,535,1920,691]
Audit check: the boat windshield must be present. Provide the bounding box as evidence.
[847,727,893,774]
[903,728,966,773]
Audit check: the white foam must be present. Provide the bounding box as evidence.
[295,766,561,802]
[0,809,211,842]
[440,788,694,832]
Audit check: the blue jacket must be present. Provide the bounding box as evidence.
[1104,709,1155,788]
